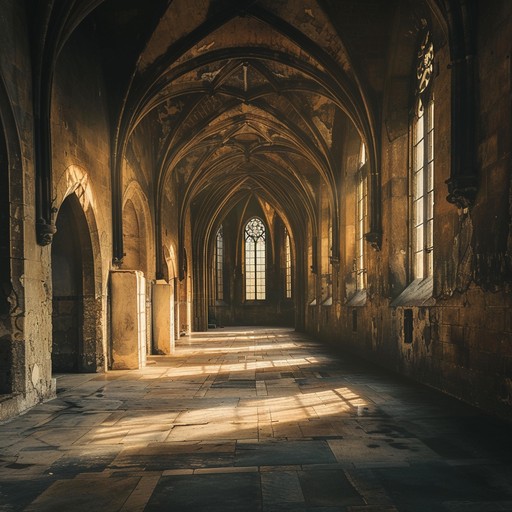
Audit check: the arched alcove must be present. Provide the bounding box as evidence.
[122,182,153,276]
[123,198,145,271]
[51,193,95,372]
[52,165,105,372]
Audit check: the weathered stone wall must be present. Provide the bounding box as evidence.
[51,23,112,374]
[123,124,156,279]
[160,173,181,340]
[0,2,54,419]
[306,3,512,421]
[122,119,159,355]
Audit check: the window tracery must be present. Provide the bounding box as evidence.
[412,29,434,280]
[245,218,266,300]
[285,228,292,299]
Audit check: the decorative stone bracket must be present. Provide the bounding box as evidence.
[446,175,478,210]
[36,219,57,246]
[364,231,382,251]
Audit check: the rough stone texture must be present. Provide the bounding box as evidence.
[0,2,55,419]
[305,4,512,423]
[0,328,511,511]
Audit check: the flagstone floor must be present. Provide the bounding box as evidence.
[1,327,512,511]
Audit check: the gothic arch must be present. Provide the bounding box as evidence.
[54,165,105,292]
[52,165,105,371]
[122,181,154,276]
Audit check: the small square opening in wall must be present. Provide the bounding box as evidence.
[404,309,413,344]
[352,309,357,332]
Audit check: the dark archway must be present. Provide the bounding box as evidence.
[51,194,93,372]
[0,122,9,318]
[0,72,25,398]
[0,109,11,393]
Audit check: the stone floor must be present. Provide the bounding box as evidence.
[1,327,512,512]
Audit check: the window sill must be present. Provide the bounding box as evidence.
[346,289,367,307]
[391,276,435,307]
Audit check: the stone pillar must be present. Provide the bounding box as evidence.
[152,280,175,355]
[111,270,146,369]
[178,275,192,335]
[173,279,180,339]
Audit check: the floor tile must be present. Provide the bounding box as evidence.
[0,327,511,512]
[145,473,262,512]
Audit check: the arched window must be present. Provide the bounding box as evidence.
[284,228,292,299]
[245,217,266,300]
[215,226,224,300]
[356,142,368,290]
[411,29,434,280]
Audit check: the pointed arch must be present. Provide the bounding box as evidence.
[122,180,154,277]
[54,165,105,289]
[52,165,105,371]
[244,216,267,301]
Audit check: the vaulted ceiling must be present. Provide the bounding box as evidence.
[33,0,448,252]
[93,0,401,242]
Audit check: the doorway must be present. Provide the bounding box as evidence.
[51,194,92,372]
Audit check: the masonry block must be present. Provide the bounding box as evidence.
[111,270,146,370]
[152,280,175,355]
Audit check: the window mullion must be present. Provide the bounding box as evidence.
[423,112,429,278]
[254,242,258,300]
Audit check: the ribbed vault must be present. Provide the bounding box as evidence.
[32,0,465,330]
[109,0,388,278]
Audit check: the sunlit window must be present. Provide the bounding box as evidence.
[284,228,292,299]
[215,226,224,300]
[245,218,266,300]
[412,30,434,280]
[356,142,368,290]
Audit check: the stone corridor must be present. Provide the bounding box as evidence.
[1,327,512,512]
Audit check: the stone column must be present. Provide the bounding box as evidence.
[152,280,175,355]
[111,270,146,369]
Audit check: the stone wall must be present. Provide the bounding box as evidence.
[51,23,112,374]
[305,3,512,422]
[0,2,56,420]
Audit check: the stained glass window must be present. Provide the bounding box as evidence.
[285,228,292,299]
[245,218,266,300]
